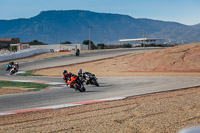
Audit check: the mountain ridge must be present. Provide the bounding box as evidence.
[0,10,199,44]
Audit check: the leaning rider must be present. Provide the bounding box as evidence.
[78,69,90,84]
[6,61,15,71]
[63,70,75,88]
[9,61,14,66]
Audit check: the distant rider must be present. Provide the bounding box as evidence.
[6,61,14,71]
[6,61,19,71]
[75,48,80,56]
[78,69,89,85]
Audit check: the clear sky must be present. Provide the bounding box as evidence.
[0,0,199,25]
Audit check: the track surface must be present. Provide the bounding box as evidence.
[1,48,200,113]
[0,48,157,75]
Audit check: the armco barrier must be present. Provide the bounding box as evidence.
[0,48,50,62]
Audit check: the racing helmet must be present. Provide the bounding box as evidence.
[63,70,67,75]
[79,69,82,73]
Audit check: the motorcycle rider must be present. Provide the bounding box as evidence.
[9,61,14,66]
[78,69,89,85]
[78,69,83,77]
[6,61,19,72]
[63,70,71,84]
[75,48,80,56]
[78,69,86,79]
[6,61,14,71]
[63,70,76,88]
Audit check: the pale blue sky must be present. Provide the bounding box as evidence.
[0,0,199,25]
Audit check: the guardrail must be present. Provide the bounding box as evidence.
[0,48,50,62]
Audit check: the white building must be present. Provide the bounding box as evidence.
[30,44,88,52]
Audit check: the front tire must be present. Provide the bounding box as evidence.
[92,79,99,87]
[10,70,15,75]
[75,83,86,92]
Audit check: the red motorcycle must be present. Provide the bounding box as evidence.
[10,63,19,75]
[67,75,86,92]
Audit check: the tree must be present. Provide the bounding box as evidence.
[97,43,106,49]
[29,40,47,45]
[60,41,72,44]
[122,43,132,48]
[82,40,97,50]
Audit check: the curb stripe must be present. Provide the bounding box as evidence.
[0,79,11,81]
[0,97,126,116]
[0,113,16,116]
[0,79,64,85]
[38,104,80,109]
[73,100,109,104]
[2,108,50,114]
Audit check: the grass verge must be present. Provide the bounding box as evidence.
[17,71,43,76]
[0,81,50,91]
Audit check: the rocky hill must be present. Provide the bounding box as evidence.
[0,10,199,44]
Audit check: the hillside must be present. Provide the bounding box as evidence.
[126,43,200,72]
[0,10,200,44]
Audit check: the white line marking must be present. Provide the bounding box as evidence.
[0,113,16,116]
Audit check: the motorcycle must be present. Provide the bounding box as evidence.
[9,65,18,75]
[67,75,86,92]
[75,49,80,56]
[79,72,99,87]
[75,51,80,56]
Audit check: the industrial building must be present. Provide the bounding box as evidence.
[119,38,165,46]
[30,44,88,52]
[0,38,20,48]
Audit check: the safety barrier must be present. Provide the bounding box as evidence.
[0,48,50,62]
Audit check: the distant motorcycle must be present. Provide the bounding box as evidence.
[75,49,80,56]
[75,51,80,56]
[67,75,86,92]
[79,72,99,87]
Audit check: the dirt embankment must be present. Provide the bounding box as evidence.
[33,43,200,77]
[1,86,200,133]
[126,43,200,72]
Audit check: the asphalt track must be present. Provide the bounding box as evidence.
[0,48,200,113]
[0,48,158,75]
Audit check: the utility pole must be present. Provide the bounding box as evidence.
[142,32,147,47]
[89,26,91,50]
[142,32,146,38]
[104,31,106,46]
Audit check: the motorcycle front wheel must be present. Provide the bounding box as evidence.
[75,83,86,92]
[92,79,99,87]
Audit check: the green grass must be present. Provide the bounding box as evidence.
[0,81,50,91]
[17,71,43,76]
